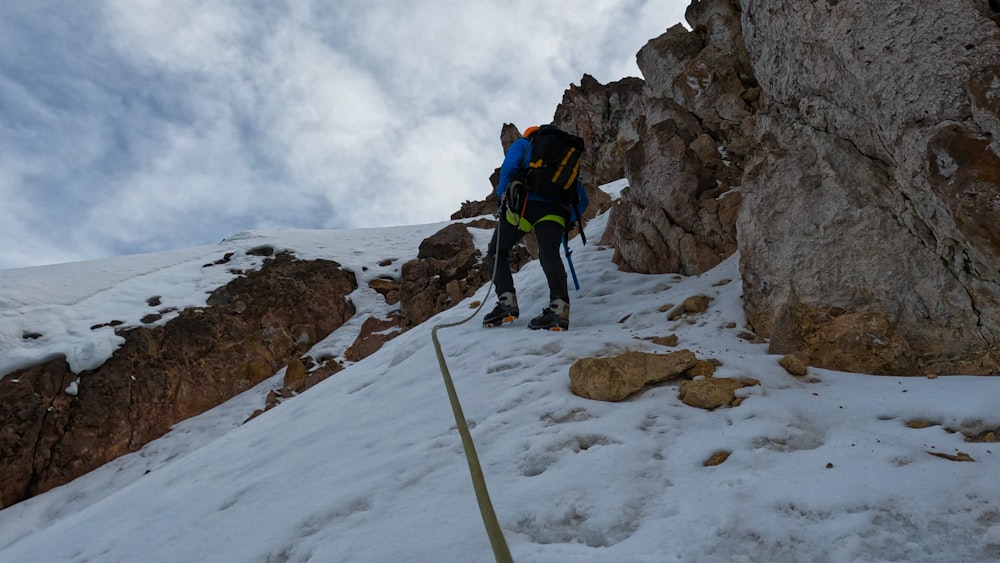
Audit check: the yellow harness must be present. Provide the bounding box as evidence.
[504,209,566,232]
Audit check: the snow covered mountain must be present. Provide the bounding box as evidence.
[1,181,998,562]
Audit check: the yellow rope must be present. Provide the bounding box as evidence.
[430,222,513,563]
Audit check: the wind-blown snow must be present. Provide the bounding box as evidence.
[1,180,998,562]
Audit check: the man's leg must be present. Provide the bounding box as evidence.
[486,219,526,296]
[533,219,569,303]
[484,219,526,326]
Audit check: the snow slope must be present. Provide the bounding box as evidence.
[1,180,999,562]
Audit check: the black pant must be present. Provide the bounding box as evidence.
[487,200,569,303]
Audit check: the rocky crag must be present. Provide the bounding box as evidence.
[737,0,1000,375]
[540,0,1000,376]
[1,252,357,508]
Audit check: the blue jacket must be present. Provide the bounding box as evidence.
[497,137,589,221]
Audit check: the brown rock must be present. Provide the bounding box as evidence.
[283,357,308,388]
[928,451,975,462]
[418,223,474,261]
[0,356,77,508]
[779,355,809,377]
[766,305,915,376]
[344,314,403,362]
[704,450,732,466]
[668,295,712,320]
[0,253,357,508]
[291,324,318,348]
[369,278,401,306]
[464,218,496,230]
[926,124,1000,260]
[686,360,716,378]
[451,195,499,221]
[598,11,752,277]
[400,224,493,327]
[552,74,648,187]
[679,377,758,410]
[568,350,697,402]
[645,334,679,347]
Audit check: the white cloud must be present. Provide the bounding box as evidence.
[103,0,249,73]
[0,0,688,269]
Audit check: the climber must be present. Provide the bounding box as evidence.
[483,124,589,331]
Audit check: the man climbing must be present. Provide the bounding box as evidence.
[483,124,589,331]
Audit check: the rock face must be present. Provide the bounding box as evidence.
[344,313,403,362]
[569,4,752,276]
[553,75,648,187]
[448,0,1000,375]
[0,253,356,508]
[737,0,1000,374]
[400,222,490,327]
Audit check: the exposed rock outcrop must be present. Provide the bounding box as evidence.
[0,253,357,508]
[344,313,403,362]
[737,0,1000,375]
[553,75,648,187]
[584,3,752,275]
[400,222,490,327]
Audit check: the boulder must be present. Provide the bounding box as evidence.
[778,355,808,377]
[418,222,474,261]
[668,295,713,321]
[568,350,697,402]
[679,377,758,409]
[368,278,400,305]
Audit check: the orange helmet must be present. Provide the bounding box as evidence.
[522,125,540,138]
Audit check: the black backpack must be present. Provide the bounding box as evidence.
[521,125,585,205]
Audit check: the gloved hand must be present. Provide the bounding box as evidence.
[503,180,528,214]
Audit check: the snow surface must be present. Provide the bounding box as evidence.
[1,179,999,562]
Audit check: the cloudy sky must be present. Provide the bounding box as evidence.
[1,1,686,269]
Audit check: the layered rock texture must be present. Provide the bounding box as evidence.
[544,0,1000,375]
[575,1,753,276]
[737,0,1000,375]
[400,222,490,327]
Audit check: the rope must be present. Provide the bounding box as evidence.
[430,217,513,563]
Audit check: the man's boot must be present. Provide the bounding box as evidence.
[483,292,519,327]
[528,299,569,331]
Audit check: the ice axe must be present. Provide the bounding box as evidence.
[563,235,580,291]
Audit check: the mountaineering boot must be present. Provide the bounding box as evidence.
[483,292,519,327]
[528,299,570,331]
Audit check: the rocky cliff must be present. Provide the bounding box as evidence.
[546,0,1000,376]
[737,0,1000,375]
[1,252,357,508]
